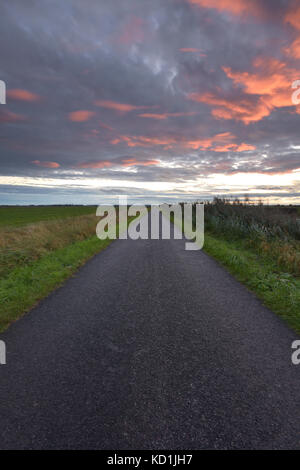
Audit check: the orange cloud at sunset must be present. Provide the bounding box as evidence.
[7,89,41,102]
[77,161,112,169]
[127,136,176,148]
[224,58,297,109]
[189,92,270,124]
[76,159,159,169]
[284,37,300,59]
[212,144,237,152]
[190,57,299,124]
[69,110,95,122]
[0,110,25,122]
[181,132,233,150]
[122,158,159,167]
[109,131,255,153]
[183,132,255,152]
[187,0,263,18]
[94,100,148,113]
[31,160,60,168]
[284,4,300,58]
[236,143,256,152]
[110,135,177,148]
[139,112,197,120]
[139,113,167,120]
[224,58,294,107]
[284,4,300,31]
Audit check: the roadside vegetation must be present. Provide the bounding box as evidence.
[0,207,114,332]
[0,214,99,279]
[201,199,300,334]
[2,203,299,334]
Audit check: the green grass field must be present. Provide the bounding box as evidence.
[0,205,96,227]
[171,202,300,334]
[204,233,300,335]
[201,201,300,334]
[0,205,108,331]
[0,235,111,332]
[0,205,134,332]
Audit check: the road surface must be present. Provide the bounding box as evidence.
[0,227,299,449]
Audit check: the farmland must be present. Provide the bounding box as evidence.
[0,206,108,331]
[0,205,96,227]
[1,203,300,334]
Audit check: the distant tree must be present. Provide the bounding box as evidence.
[244,195,250,205]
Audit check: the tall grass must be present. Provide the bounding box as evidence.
[203,198,300,276]
[0,214,98,279]
[205,197,300,240]
[0,210,122,331]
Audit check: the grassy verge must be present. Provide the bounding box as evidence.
[0,207,134,333]
[0,214,99,278]
[0,235,111,332]
[204,232,300,335]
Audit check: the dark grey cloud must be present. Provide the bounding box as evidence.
[0,0,299,203]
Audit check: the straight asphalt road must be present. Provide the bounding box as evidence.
[0,226,299,449]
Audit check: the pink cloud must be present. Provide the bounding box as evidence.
[139,112,197,120]
[236,143,256,151]
[187,0,264,18]
[0,110,26,122]
[77,161,113,169]
[122,158,159,167]
[94,100,149,113]
[109,131,255,152]
[31,160,60,168]
[76,158,159,169]
[7,89,41,102]
[68,110,96,122]
[189,57,300,124]
[283,4,300,58]
[284,4,300,31]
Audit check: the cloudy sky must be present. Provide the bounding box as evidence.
[0,0,300,205]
